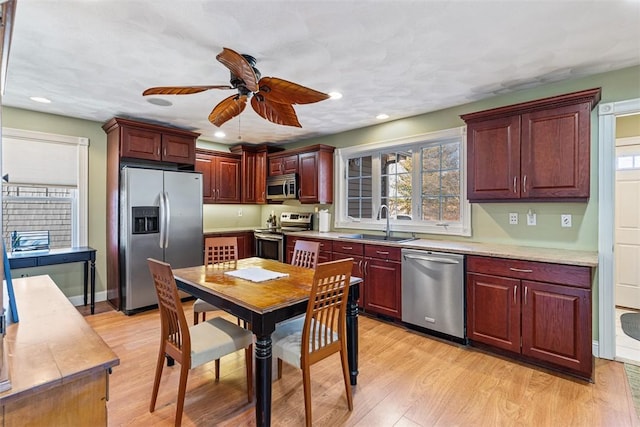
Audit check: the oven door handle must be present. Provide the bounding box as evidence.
[255,235,283,242]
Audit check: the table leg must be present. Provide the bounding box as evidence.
[255,334,272,427]
[90,258,96,315]
[83,260,88,306]
[346,283,360,385]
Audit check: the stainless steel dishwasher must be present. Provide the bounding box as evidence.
[401,248,465,340]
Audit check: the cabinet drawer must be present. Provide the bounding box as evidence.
[38,252,89,266]
[364,244,401,261]
[467,256,591,289]
[8,257,38,269]
[332,241,364,255]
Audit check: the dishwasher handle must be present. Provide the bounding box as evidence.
[403,254,460,264]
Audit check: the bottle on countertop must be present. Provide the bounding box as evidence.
[270,211,277,228]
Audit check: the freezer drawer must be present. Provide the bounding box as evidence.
[401,249,465,339]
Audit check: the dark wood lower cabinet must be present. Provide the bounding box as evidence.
[204,231,254,259]
[466,255,593,380]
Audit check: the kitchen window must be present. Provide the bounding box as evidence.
[1,128,88,249]
[336,126,471,236]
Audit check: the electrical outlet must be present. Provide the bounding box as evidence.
[509,213,518,225]
[561,214,572,228]
[527,212,537,226]
[237,208,243,217]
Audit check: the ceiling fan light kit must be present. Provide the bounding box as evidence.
[143,47,329,128]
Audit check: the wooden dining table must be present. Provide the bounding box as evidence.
[172,257,361,427]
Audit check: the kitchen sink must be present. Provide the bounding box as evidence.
[338,233,417,243]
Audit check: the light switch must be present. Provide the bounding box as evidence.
[561,214,572,228]
[527,212,537,226]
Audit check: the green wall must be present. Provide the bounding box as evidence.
[2,65,639,301]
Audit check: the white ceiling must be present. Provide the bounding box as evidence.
[3,0,640,145]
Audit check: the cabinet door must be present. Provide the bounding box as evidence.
[282,154,299,174]
[521,102,591,200]
[333,252,364,308]
[364,258,401,319]
[162,134,195,165]
[236,232,254,258]
[521,280,592,377]
[120,126,161,161]
[255,151,267,204]
[466,272,521,353]
[298,151,319,203]
[215,156,241,203]
[195,155,215,203]
[467,116,521,201]
[268,157,283,176]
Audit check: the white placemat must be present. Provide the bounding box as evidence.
[224,267,289,283]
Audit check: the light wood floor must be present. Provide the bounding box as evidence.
[83,301,640,427]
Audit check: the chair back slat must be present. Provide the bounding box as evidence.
[205,236,238,265]
[148,258,191,364]
[291,240,320,269]
[302,258,352,359]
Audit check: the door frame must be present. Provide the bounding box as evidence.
[598,97,640,360]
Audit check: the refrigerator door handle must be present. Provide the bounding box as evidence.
[159,192,166,248]
[164,191,171,248]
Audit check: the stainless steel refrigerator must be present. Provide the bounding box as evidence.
[120,166,203,313]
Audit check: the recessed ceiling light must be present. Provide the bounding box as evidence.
[328,91,342,100]
[146,98,172,107]
[29,96,51,103]
[376,114,389,120]
[214,131,226,138]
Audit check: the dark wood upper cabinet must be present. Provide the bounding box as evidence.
[298,146,334,204]
[104,117,197,166]
[195,148,241,204]
[230,144,270,204]
[461,88,601,202]
[268,153,299,176]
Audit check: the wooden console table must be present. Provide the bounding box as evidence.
[0,275,119,425]
[7,247,97,314]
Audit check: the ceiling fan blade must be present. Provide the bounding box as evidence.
[216,47,259,92]
[208,94,247,127]
[257,77,329,105]
[251,96,301,127]
[142,85,232,96]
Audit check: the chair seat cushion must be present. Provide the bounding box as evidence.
[190,316,253,368]
[272,317,338,369]
[193,298,218,313]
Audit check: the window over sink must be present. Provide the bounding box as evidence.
[335,126,471,236]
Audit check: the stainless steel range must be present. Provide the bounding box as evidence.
[254,212,313,262]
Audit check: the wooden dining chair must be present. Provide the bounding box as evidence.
[147,258,253,427]
[193,236,238,324]
[291,239,320,269]
[271,258,354,427]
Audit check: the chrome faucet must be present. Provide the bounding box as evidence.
[378,204,391,238]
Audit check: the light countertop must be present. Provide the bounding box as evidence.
[285,231,598,267]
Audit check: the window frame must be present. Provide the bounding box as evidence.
[2,127,88,247]
[334,126,471,236]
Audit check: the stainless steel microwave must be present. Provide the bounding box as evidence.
[266,173,298,200]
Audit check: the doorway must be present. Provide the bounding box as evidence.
[614,127,640,364]
[598,100,640,363]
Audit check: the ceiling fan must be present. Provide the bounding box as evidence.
[142,47,330,128]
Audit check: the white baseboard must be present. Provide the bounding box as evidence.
[593,340,600,359]
[68,290,107,307]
